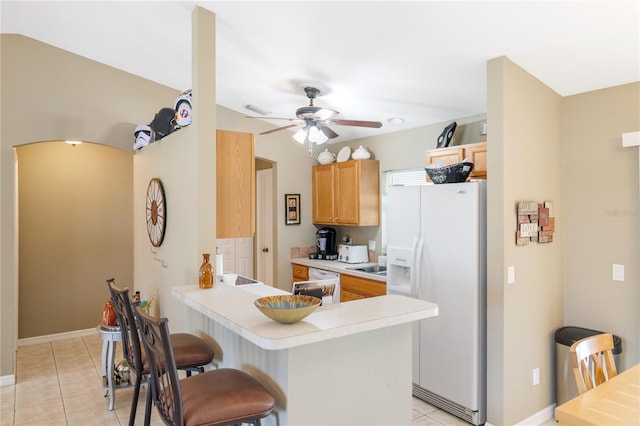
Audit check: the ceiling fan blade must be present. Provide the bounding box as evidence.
[329,119,383,128]
[319,125,339,139]
[259,123,300,135]
[246,116,298,121]
[296,107,339,121]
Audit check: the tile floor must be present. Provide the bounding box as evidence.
[1,334,558,425]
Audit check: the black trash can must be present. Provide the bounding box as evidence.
[555,326,622,405]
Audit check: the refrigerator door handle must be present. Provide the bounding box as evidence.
[408,237,418,298]
[415,236,425,300]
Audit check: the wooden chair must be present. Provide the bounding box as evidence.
[134,306,275,426]
[570,332,618,394]
[107,279,215,426]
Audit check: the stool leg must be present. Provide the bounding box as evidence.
[127,371,142,426]
[144,376,153,426]
[101,339,109,396]
[107,340,117,411]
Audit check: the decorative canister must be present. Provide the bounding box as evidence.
[316,148,336,164]
[351,145,371,160]
[102,299,117,326]
[199,253,214,289]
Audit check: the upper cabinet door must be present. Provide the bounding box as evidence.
[216,129,255,238]
[335,161,360,225]
[312,164,335,224]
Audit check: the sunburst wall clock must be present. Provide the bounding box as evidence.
[146,178,166,247]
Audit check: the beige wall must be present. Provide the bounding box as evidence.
[16,142,132,338]
[487,57,565,425]
[486,59,639,425]
[563,83,639,366]
[0,34,179,378]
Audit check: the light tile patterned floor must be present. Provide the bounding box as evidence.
[2,334,558,425]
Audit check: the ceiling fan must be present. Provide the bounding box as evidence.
[246,86,382,145]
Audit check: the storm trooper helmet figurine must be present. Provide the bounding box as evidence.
[133,124,155,150]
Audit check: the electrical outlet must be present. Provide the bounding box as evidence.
[613,264,624,282]
[533,368,540,386]
[507,266,515,285]
[368,240,376,251]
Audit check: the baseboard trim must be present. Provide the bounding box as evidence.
[514,404,556,426]
[0,374,15,386]
[18,328,97,346]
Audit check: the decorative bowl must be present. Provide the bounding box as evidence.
[425,161,474,184]
[254,295,321,324]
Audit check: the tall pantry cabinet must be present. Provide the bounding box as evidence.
[216,129,255,238]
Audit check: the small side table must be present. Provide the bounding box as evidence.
[96,324,121,411]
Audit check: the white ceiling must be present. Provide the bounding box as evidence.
[2,1,639,143]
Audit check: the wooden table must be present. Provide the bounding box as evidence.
[555,363,640,425]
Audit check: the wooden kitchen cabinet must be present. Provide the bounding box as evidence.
[425,141,487,181]
[340,274,386,302]
[216,129,255,238]
[292,263,309,282]
[312,159,380,226]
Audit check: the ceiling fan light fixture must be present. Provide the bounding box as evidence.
[293,128,307,144]
[308,125,328,144]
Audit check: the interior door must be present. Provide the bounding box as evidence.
[256,168,274,285]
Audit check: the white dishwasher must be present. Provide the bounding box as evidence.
[308,267,340,304]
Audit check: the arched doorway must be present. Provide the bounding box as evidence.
[16,141,133,339]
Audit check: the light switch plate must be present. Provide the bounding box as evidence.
[613,264,624,282]
[507,266,515,285]
[368,240,376,250]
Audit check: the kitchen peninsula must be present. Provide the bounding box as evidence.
[173,282,438,425]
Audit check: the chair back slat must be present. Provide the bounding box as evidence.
[570,333,618,394]
[106,278,143,377]
[135,306,184,426]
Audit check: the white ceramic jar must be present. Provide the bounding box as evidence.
[351,145,371,160]
[316,149,336,164]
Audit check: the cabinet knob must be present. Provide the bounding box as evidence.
[262,248,269,253]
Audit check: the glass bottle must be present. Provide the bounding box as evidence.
[199,253,214,289]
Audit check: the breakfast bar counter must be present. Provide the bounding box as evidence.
[172,282,438,425]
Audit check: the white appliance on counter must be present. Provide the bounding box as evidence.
[337,244,369,263]
[308,267,341,303]
[386,181,486,425]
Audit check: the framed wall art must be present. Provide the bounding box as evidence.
[285,194,301,225]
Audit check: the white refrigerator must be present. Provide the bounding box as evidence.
[386,181,486,425]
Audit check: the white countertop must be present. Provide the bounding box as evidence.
[290,258,386,282]
[172,283,437,350]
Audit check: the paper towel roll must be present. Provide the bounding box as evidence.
[215,247,224,282]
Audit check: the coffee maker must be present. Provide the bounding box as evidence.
[311,227,338,260]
